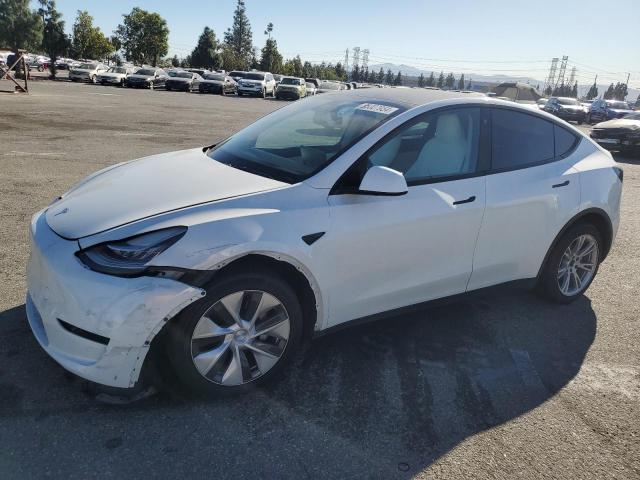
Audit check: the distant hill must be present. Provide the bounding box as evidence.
[368,62,639,102]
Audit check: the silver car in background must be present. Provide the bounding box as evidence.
[69,62,108,84]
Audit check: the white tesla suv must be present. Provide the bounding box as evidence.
[27,90,622,396]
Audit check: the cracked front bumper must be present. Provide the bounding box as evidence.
[26,210,204,388]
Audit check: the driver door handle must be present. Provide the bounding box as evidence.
[453,195,476,205]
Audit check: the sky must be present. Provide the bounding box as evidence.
[43,0,640,88]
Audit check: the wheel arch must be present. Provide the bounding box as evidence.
[206,252,323,340]
[537,207,613,279]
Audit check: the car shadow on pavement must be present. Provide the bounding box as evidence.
[0,288,595,478]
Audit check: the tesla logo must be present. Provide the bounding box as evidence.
[54,208,68,216]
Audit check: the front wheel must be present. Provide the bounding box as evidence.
[164,270,303,396]
[537,223,602,304]
[91,75,97,84]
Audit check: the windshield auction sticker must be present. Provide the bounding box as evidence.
[356,103,399,115]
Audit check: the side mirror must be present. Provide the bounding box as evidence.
[358,166,408,196]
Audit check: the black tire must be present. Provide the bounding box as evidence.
[91,75,96,84]
[163,269,304,396]
[537,223,603,304]
[261,88,266,98]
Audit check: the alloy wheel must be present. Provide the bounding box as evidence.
[557,234,599,296]
[190,290,290,386]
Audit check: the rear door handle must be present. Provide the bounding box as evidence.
[453,195,476,205]
[552,180,570,188]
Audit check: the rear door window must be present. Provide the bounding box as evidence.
[554,125,578,157]
[491,109,554,170]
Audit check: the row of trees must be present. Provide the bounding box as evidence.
[603,82,628,101]
[544,82,579,98]
[0,0,169,76]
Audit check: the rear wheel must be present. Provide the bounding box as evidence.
[537,223,602,304]
[164,270,303,396]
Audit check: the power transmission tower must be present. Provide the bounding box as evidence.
[362,49,370,70]
[344,48,349,75]
[544,57,558,93]
[568,66,576,85]
[555,55,569,89]
[352,47,361,72]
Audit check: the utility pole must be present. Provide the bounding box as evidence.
[625,72,630,99]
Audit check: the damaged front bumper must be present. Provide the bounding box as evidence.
[26,210,204,388]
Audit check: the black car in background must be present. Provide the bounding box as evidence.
[199,73,237,95]
[543,97,586,124]
[165,71,203,92]
[125,68,168,89]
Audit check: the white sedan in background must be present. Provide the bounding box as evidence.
[27,90,622,397]
[97,66,135,86]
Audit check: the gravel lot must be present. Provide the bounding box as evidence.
[0,79,638,479]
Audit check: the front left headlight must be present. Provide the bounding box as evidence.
[77,226,187,276]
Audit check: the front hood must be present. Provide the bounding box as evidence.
[128,74,151,81]
[609,109,634,115]
[46,148,287,239]
[201,80,223,85]
[594,118,640,129]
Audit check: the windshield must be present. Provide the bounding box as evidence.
[79,63,96,70]
[245,73,265,81]
[229,71,247,78]
[558,98,580,105]
[109,67,127,74]
[319,82,342,90]
[608,101,630,109]
[280,77,301,85]
[175,72,192,78]
[136,69,155,76]
[205,74,225,81]
[207,95,405,183]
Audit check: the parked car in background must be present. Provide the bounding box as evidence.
[275,77,307,100]
[28,55,50,72]
[317,81,345,93]
[590,112,640,156]
[237,71,277,97]
[305,78,320,88]
[537,98,548,110]
[273,74,283,85]
[587,99,635,124]
[26,89,622,397]
[305,82,317,96]
[199,73,237,95]
[543,97,586,124]
[165,70,203,92]
[69,62,108,83]
[186,68,208,77]
[228,70,248,83]
[125,67,168,89]
[98,66,134,86]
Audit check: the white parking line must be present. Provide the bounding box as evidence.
[3,151,62,157]
[114,132,155,137]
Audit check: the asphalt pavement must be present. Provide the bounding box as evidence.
[0,79,638,479]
